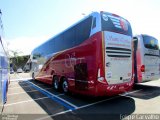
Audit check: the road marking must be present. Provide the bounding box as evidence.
[36,89,142,120]
[9,82,26,86]
[8,85,32,89]
[5,93,65,106]
[8,83,48,89]
[10,78,32,82]
[25,80,78,110]
[7,88,53,96]
[5,96,49,106]
[120,89,142,96]
[9,82,44,86]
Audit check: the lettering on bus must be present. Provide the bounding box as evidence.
[65,53,85,69]
[105,32,131,49]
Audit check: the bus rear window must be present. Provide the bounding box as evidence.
[101,12,132,36]
[142,35,159,50]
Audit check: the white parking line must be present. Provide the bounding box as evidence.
[36,89,142,120]
[5,96,49,106]
[8,88,53,96]
[10,78,32,82]
[5,93,65,106]
[27,80,78,109]
[120,89,142,96]
[8,85,32,89]
[9,83,47,89]
[9,82,26,86]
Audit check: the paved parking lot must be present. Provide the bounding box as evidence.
[1,73,160,120]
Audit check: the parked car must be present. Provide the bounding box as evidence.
[17,68,23,73]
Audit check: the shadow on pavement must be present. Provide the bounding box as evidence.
[52,96,135,120]
[129,84,160,100]
[18,79,135,120]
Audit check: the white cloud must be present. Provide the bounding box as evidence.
[6,36,50,56]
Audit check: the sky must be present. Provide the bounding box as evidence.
[0,0,160,56]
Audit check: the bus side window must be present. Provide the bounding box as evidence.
[92,17,96,29]
[63,27,76,49]
[76,16,92,45]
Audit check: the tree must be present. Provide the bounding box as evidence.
[9,50,24,71]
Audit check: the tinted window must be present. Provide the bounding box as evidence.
[92,17,96,29]
[32,16,93,56]
[142,35,159,50]
[63,27,76,49]
[76,16,92,45]
[55,35,64,52]
[101,13,132,36]
[45,39,55,55]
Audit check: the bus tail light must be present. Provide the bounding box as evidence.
[141,65,145,72]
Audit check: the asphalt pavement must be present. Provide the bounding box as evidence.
[1,73,160,120]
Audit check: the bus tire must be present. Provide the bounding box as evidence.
[32,72,35,80]
[53,76,59,90]
[62,78,69,94]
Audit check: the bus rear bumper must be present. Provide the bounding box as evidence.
[96,81,134,96]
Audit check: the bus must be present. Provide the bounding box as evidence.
[0,36,9,111]
[133,34,160,83]
[30,11,133,96]
[0,10,9,111]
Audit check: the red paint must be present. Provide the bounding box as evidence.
[35,32,133,96]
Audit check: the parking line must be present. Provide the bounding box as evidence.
[9,82,26,86]
[7,88,53,96]
[10,78,32,82]
[36,89,142,120]
[5,93,65,106]
[5,96,49,106]
[9,83,48,89]
[120,89,142,96]
[8,85,32,89]
[25,80,78,110]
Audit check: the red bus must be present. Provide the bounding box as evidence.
[133,34,160,83]
[30,11,134,96]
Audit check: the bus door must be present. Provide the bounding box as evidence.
[74,63,88,90]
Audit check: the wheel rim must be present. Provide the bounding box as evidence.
[32,73,35,80]
[63,80,68,93]
[54,78,59,90]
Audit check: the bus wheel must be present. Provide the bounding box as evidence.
[32,73,35,80]
[53,76,59,90]
[62,78,69,93]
